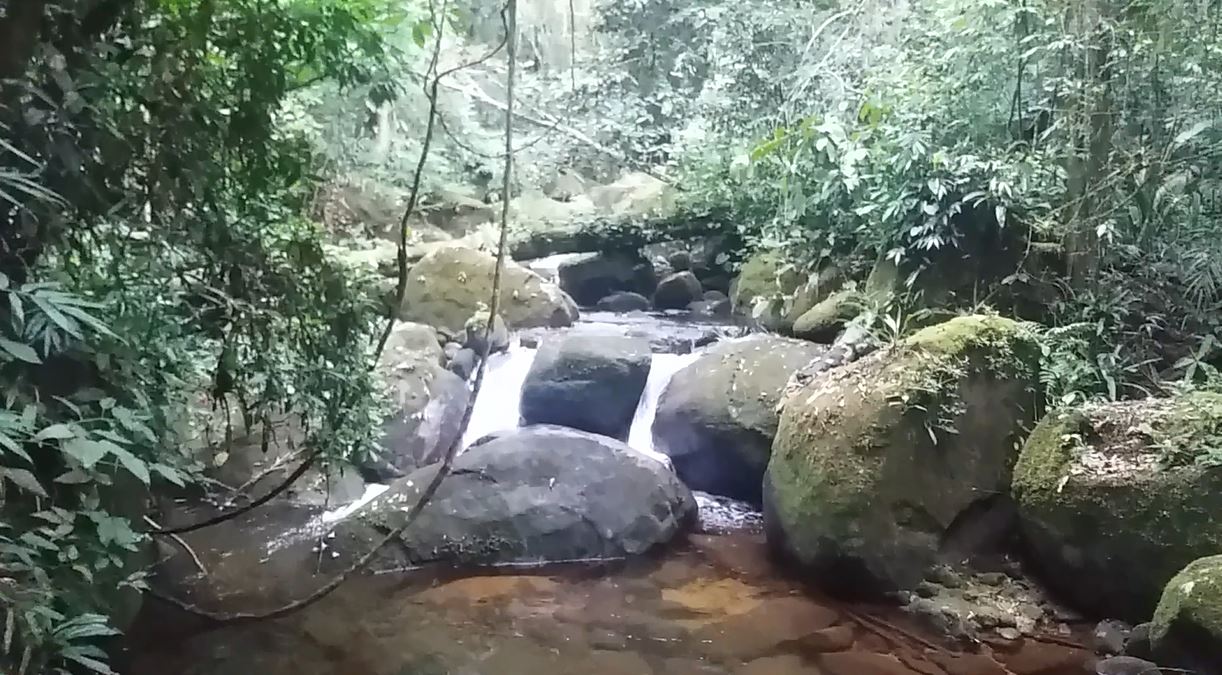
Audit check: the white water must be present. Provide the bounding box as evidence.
[460,340,539,447]
[626,352,700,460]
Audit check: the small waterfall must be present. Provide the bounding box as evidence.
[461,340,540,447]
[626,352,700,458]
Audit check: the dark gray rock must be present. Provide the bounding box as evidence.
[1095,620,1134,656]
[445,348,478,380]
[443,341,462,361]
[463,313,509,356]
[653,271,703,310]
[633,262,658,295]
[652,335,826,503]
[558,252,646,306]
[372,366,469,480]
[668,250,692,272]
[520,333,652,440]
[339,426,697,566]
[1125,623,1153,659]
[596,291,652,313]
[703,290,728,302]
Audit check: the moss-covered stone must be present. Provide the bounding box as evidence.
[1151,555,1222,672]
[729,251,803,329]
[1012,392,1222,621]
[401,245,578,334]
[765,315,1041,593]
[791,289,863,343]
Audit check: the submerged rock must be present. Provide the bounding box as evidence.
[519,333,652,440]
[1012,392,1222,620]
[765,316,1041,594]
[463,312,510,355]
[338,426,697,566]
[1151,555,1222,672]
[400,244,578,334]
[652,335,827,503]
[653,271,704,310]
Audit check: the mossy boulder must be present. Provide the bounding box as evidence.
[400,245,578,335]
[652,335,828,503]
[729,251,803,329]
[791,289,863,343]
[1012,392,1222,621]
[765,316,1041,593]
[1151,555,1222,672]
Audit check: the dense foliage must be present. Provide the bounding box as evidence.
[0,1,405,671]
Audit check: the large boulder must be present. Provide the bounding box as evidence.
[653,271,703,310]
[1012,392,1222,620]
[1151,555,1222,672]
[766,316,1041,594]
[340,426,697,566]
[519,334,652,440]
[400,245,578,335]
[369,322,470,479]
[558,252,648,307]
[652,336,828,503]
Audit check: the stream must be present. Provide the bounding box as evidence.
[122,312,1093,675]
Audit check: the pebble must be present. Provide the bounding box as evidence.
[997,627,1022,641]
[1092,620,1131,655]
[1094,655,1161,675]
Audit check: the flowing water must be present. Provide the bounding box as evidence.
[122,313,1093,675]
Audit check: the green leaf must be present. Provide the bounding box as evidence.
[61,438,117,469]
[29,293,82,339]
[2,468,47,497]
[34,423,75,442]
[1172,120,1211,149]
[0,337,41,364]
[0,432,32,463]
[150,463,186,487]
[110,446,150,484]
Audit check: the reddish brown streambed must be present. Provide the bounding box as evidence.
[120,531,1094,675]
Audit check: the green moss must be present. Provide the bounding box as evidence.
[768,314,1042,589]
[791,289,862,342]
[1012,393,1222,619]
[1151,555,1222,665]
[730,251,802,313]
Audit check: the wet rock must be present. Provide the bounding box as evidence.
[400,244,578,333]
[693,596,839,660]
[371,323,470,479]
[463,312,509,355]
[1150,554,1222,671]
[1093,620,1132,655]
[803,625,856,653]
[1012,392,1222,620]
[633,262,659,295]
[653,335,827,503]
[445,348,477,380]
[766,316,1041,595]
[927,565,966,589]
[596,291,652,313]
[519,334,652,440]
[443,341,461,360]
[558,252,648,306]
[703,289,728,302]
[337,426,697,567]
[654,271,704,310]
